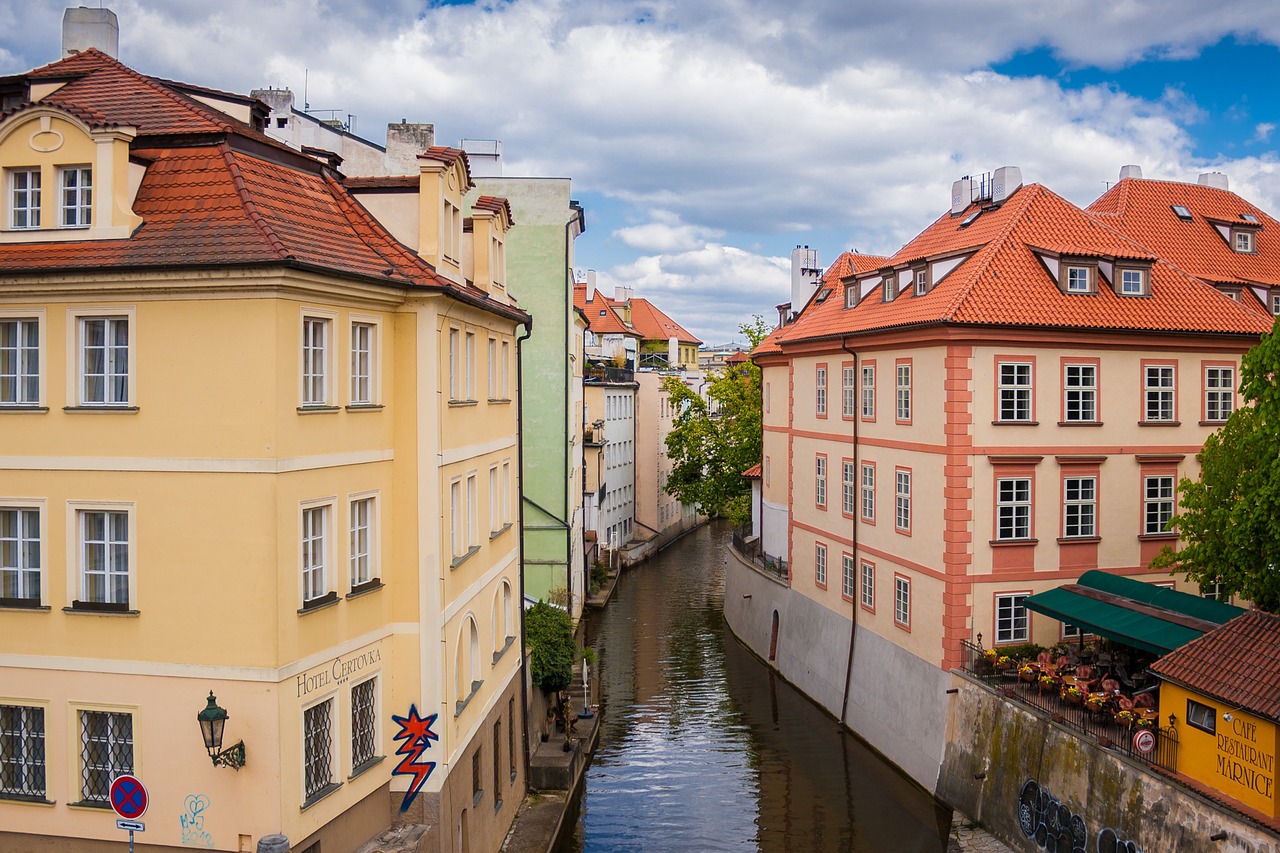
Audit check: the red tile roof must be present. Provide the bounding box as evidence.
[1150,610,1280,722]
[0,51,527,323]
[742,463,762,478]
[752,251,886,356]
[472,195,514,225]
[419,146,474,190]
[757,185,1270,355]
[625,297,701,346]
[574,284,633,336]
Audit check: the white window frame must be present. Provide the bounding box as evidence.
[489,465,501,536]
[300,312,335,408]
[466,472,478,549]
[1065,265,1091,293]
[842,461,856,515]
[59,166,92,228]
[500,340,510,399]
[894,575,910,627]
[1063,476,1096,538]
[1144,475,1175,535]
[73,310,134,407]
[300,502,332,606]
[1144,365,1176,422]
[842,554,855,599]
[349,319,378,406]
[0,314,42,407]
[1063,363,1096,422]
[1119,268,1146,296]
[860,463,875,521]
[997,362,1032,422]
[815,366,827,416]
[1235,230,1255,253]
[814,542,827,587]
[349,494,377,589]
[996,477,1032,540]
[501,461,512,528]
[995,593,1030,644]
[895,363,911,422]
[450,478,464,562]
[895,469,911,532]
[70,502,134,610]
[860,561,874,609]
[1205,366,1235,422]
[0,501,44,605]
[448,327,461,401]
[488,337,498,400]
[9,167,40,230]
[815,456,827,508]
[861,364,875,418]
[842,365,856,418]
[914,268,929,296]
[465,332,476,401]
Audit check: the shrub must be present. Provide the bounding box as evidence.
[526,601,574,694]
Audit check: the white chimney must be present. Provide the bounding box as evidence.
[1198,172,1229,191]
[790,245,821,313]
[614,286,633,303]
[992,166,1023,205]
[63,7,119,58]
[586,270,597,303]
[668,336,679,367]
[951,178,974,215]
[460,139,502,178]
[1119,164,1143,181]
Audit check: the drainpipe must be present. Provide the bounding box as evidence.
[839,338,859,726]
[565,202,584,615]
[516,317,535,791]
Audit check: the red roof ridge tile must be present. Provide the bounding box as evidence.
[472,195,514,225]
[420,146,475,189]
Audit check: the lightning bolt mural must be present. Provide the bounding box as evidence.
[391,704,440,812]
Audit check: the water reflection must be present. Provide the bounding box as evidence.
[570,523,950,852]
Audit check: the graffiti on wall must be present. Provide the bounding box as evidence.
[391,704,439,812]
[179,793,215,848]
[1017,780,1147,853]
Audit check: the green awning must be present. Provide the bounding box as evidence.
[1022,571,1245,656]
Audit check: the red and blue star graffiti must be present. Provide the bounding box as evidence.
[391,704,439,812]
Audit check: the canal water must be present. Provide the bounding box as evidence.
[569,522,952,852]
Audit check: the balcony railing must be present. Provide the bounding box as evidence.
[732,525,788,583]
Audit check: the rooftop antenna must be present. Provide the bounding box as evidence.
[303,69,309,112]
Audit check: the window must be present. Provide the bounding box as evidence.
[1119,268,1146,296]
[1063,477,1096,538]
[449,328,461,400]
[350,321,375,405]
[0,318,39,405]
[914,267,929,296]
[500,341,510,399]
[1063,363,1096,422]
[998,362,1032,422]
[996,478,1031,540]
[0,507,40,605]
[300,316,330,406]
[842,365,856,418]
[860,561,874,610]
[1272,292,1280,317]
[493,720,503,807]
[1065,265,1090,293]
[351,677,377,773]
[450,479,462,559]
[815,456,827,508]
[466,474,478,549]
[303,699,335,802]
[443,200,461,262]
[860,463,875,522]
[995,593,1029,643]
[1186,699,1216,735]
[489,466,500,535]
[78,509,129,609]
[895,469,911,533]
[842,461,856,516]
[501,461,512,528]
[842,555,855,599]
[1200,580,1223,601]
[80,316,129,405]
[1144,475,1175,535]
[465,332,476,400]
[472,746,483,804]
[815,365,827,416]
[9,168,40,229]
[488,338,498,399]
[1234,230,1255,253]
[60,166,91,228]
[79,710,131,804]
[894,575,910,628]
[861,364,875,419]
[814,543,827,588]
[1204,365,1235,422]
[0,704,45,800]
[302,505,329,604]
[895,361,911,423]
[1144,364,1176,422]
[508,698,516,782]
[349,497,375,588]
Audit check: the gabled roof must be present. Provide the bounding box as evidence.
[1090,177,1280,297]
[753,250,887,356]
[574,284,633,336]
[625,297,701,346]
[1151,610,1280,722]
[758,184,1270,354]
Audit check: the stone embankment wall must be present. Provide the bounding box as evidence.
[938,679,1279,853]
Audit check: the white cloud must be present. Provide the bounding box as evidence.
[613,211,725,253]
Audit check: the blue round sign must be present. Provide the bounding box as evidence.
[110,774,148,819]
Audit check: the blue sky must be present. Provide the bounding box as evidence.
[3,2,1280,346]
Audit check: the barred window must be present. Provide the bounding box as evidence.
[79,710,132,804]
[0,704,45,800]
[351,678,377,772]
[304,699,334,802]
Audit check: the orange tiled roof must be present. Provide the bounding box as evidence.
[761,185,1270,351]
[1150,610,1280,722]
[1091,177,1280,297]
[419,146,475,190]
[742,463,762,478]
[574,284,633,336]
[472,195,514,225]
[751,251,886,356]
[625,297,701,346]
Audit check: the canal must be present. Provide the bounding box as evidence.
[568,521,953,852]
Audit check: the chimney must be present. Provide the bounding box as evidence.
[991,166,1023,205]
[668,336,679,368]
[586,270,597,303]
[790,245,821,313]
[1198,172,1229,191]
[1118,164,1143,181]
[614,286,633,303]
[63,6,119,59]
[460,139,503,178]
[384,122,436,176]
[951,178,974,215]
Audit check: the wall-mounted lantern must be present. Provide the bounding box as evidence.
[198,691,246,770]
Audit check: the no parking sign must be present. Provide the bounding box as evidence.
[110,774,149,820]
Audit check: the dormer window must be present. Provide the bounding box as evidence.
[844,282,858,309]
[914,267,929,296]
[882,274,897,303]
[1271,291,1280,316]
[1065,265,1091,293]
[1118,267,1148,297]
[9,168,40,229]
[1234,229,1255,253]
[59,166,92,228]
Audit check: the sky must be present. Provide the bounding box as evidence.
[3,2,1280,346]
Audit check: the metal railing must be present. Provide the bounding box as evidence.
[731,526,788,583]
[959,640,1178,773]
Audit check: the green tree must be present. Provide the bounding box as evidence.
[1151,320,1280,610]
[662,316,770,525]
[525,601,575,693]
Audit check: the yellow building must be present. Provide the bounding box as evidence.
[0,50,527,852]
[1151,611,1280,818]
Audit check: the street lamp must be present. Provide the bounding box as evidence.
[198,691,246,770]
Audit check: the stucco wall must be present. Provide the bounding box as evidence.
[938,679,1279,853]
